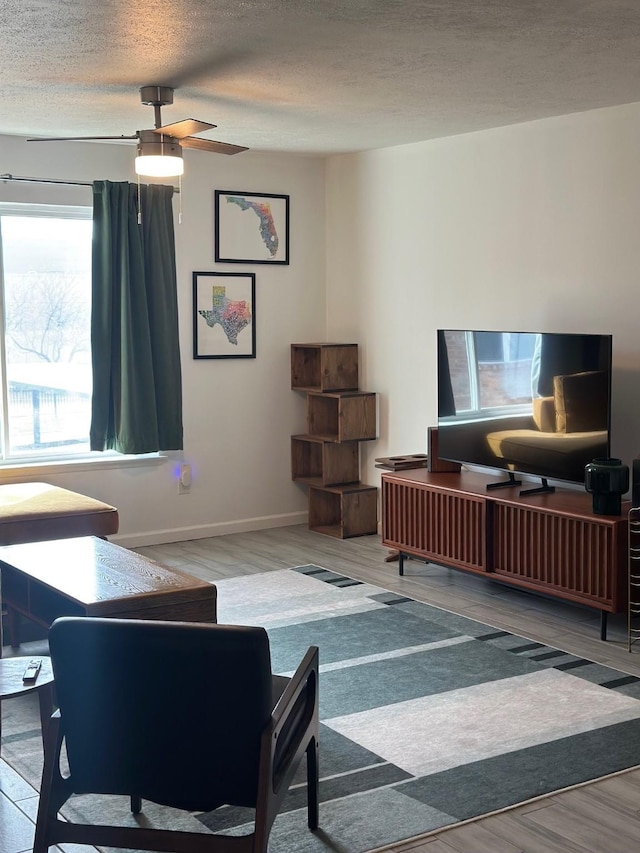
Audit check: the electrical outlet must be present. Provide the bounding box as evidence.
[178,463,192,494]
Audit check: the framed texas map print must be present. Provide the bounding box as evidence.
[214,190,289,264]
[193,271,256,359]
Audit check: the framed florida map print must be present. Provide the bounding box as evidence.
[193,271,256,359]
[214,190,289,264]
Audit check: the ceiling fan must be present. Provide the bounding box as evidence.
[27,85,248,177]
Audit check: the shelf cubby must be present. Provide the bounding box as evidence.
[291,435,360,486]
[291,343,359,392]
[308,484,378,539]
[306,391,377,442]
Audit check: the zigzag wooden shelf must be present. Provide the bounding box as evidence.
[291,343,377,538]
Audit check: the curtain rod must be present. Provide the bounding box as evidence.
[0,174,180,192]
[0,173,91,187]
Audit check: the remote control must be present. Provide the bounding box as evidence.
[22,659,42,683]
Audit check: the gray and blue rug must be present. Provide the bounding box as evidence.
[5,565,640,853]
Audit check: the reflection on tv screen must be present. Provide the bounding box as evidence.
[437,330,612,485]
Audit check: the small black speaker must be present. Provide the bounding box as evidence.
[585,458,629,516]
[633,458,640,507]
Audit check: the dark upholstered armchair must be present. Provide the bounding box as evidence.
[33,616,319,853]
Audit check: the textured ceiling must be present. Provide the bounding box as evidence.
[3,0,640,155]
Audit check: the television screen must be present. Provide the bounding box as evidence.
[437,330,612,487]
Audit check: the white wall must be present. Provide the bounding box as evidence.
[0,135,326,545]
[326,102,640,490]
[4,98,639,545]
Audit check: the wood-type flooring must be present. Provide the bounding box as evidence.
[3,523,640,852]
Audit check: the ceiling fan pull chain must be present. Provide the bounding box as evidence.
[137,172,142,224]
[178,174,182,224]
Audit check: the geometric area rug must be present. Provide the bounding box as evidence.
[5,565,640,853]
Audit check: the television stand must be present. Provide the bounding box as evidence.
[486,472,522,490]
[519,477,555,496]
[381,468,629,639]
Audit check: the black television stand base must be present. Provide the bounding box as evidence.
[520,477,555,496]
[486,473,522,491]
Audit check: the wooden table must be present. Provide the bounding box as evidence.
[0,536,217,648]
[0,655,55,748]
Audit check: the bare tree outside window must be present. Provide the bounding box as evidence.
[5,272,90,364]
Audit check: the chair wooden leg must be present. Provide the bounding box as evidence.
[33,718,62,853]
[130,795,142,814]
[306,735,319,830]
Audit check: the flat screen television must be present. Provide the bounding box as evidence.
[437,330,612,493]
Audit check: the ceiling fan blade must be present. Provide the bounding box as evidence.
[154,119,216,139]
[180,136,248,155]
[26,135,138,142]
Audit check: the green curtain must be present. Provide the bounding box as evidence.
[90,180,183,453]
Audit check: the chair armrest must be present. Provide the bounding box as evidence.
[272,645,319,731]
[254,645,320,844]
[268,645,319,791]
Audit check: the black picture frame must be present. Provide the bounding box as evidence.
[214,190,290,264]
[193,271,256,359]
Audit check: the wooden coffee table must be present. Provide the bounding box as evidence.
[0,536,217,648]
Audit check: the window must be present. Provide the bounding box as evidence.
[0,203,93,461]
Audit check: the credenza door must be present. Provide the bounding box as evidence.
[382,478,489,573]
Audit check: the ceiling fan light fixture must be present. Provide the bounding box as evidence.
[134,131,184,177]
[135,154,184,177]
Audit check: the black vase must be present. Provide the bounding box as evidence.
[584,457,629,516]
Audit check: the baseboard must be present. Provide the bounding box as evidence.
[112,510,309,548]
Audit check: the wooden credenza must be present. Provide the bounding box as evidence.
[381,468,629,638]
